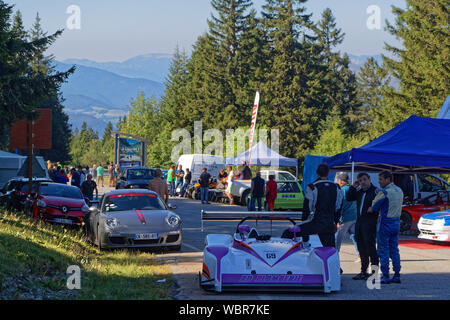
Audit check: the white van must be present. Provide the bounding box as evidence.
[176,154,224,183]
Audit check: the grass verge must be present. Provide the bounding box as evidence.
[0,209,175,300]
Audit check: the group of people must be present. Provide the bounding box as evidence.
[166,164,192,197]
[283,163,403,284]
[46,161,115,201]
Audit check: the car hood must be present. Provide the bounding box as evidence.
[105,209,169,228]
[41,196,86,207]
[422,210,450,221]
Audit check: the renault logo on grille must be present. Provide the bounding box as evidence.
[61,206,68,213]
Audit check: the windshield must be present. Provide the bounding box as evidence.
[127,169,154,180]
[40,184,83,199]
[103,194,165,212]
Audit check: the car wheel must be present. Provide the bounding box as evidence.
[241,189,250,207]
[400,211,412,232]
[97,225,103,251]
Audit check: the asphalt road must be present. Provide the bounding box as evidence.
[157,197,450,300]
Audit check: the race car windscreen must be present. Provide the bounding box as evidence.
[104,194,165,212]
[126,169,154,180]
[40,184,83,199]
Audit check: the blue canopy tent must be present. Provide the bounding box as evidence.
[437,96,450,119]
[324,116,450,176]
[225,141,298,175]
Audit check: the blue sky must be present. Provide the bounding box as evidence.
[10,0,405,62]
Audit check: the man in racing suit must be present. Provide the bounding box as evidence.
[368,171,403,284]
[282,163,343,248]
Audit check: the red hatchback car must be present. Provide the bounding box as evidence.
[25,182,90,226]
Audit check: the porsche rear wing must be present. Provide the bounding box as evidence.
[201,210,303,232]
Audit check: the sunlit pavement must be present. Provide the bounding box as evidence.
[156,197,450,300]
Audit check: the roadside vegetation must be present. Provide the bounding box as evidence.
[0,208,174,300]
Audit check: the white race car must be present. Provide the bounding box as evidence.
[199,212,341,293]
[418,209,450,242]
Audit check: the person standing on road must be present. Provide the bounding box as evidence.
[368,171,403,284]
[175,165,185,196]
[70,167,81,188]
[335,172,359,254]
[180,168,191,197]
[346,172,380,280]
[149,169,169,204]
[78,166,86,187]
[225,165,235,205]
[167,164,176,196]
[199,168,211,205]
[81,174,98,201]
[249,172,265,211]
[92,164,97,182]
[56,167,69,184]
[108,162,114,187]
[282,164,342,248]
[96,164,104,187]
[265,175,277,211]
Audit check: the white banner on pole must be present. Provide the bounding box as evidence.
[248,91,260,167]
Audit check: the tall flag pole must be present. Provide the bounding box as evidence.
[248,91,260,167]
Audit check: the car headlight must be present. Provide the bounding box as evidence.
[81,204,89,213]
[105,218,119,229]
[36,199,46,208]
[165,212,181,227]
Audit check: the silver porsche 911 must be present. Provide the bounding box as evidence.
[85,189,182,251]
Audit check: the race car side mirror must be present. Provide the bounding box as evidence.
[289,226,301,242]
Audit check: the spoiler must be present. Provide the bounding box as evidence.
[201,210,303,232]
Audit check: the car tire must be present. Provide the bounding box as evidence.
[97,225,103,251]
[400,211,412,232]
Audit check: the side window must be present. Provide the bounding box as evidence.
[418,175,444,192]
[277,182,298,193]
[279,172,294,181]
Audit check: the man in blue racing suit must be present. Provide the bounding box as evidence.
[368,171,404,284]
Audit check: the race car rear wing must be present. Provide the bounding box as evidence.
[201,210,303,232]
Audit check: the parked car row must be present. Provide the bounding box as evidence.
[0,177,182,251]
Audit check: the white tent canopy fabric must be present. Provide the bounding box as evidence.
[225,141,298,167]
[0,150,47,188]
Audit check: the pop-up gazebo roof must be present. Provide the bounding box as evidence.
[325,116,450,174]
[225,141,298,167]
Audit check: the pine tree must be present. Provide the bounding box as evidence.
[259,0,320,159]
[313,8,359,135]
[0,3,74,151]
[356,57,390,136]
[381,0,449,130]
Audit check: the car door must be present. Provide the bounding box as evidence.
[275,182,303,209]
[417,174,447,200]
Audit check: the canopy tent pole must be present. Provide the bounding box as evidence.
[351,161,355,184]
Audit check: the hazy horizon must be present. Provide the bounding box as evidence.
[9,0,405,62]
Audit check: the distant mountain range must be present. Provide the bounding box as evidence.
[58,53,381,135]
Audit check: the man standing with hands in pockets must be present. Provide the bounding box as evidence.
[346,173,380,280]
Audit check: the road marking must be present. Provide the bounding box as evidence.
[183,242,202,252]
